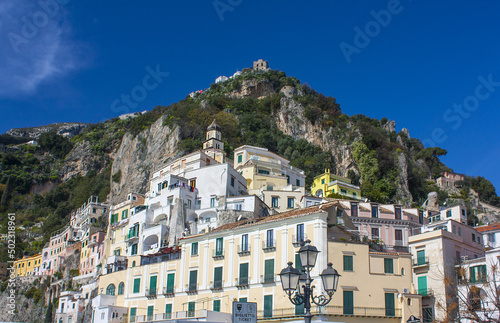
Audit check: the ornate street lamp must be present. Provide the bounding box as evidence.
[279,240,340,323]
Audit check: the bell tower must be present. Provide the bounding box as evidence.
[202,119,225,163]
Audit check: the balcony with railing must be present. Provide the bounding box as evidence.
[145,288,157,299]
[258,305,402,319]
[162,285,175,297]
[237,244,251,256]
[186,283,198,294]
[125,230,140,242]
[413,257,430,267]
[212,249,224,260]
[262,240,276,252]
[417,288,434,297]
[236,277,249,289]
[261,273,275,284]
[210,280,223,291]
[292,234,307,247]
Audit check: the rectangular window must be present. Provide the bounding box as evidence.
[241,234,249,252]
[166,273,175,294]
[239,263,249,285]
[188,302,195,317]
[210,197,216,208]
[343,290,354,315]
[286,175,290,184]
[264,259,274,283]
[417,250,426,265]
[122,209,128,220]
[239,297,247,302]
[446,210,452,218]
[215,238,223,256]
[213,300,221,312]
[266,230,274,247]
[423,307,433,323]
[371,205,378,218]
[237,154,242,163]
[343,255,353,271]
[321,179,325,184]
[165,304,172,319]
[472,233,476,242]
[395,229,403,243]
[371,228,379,239]
[287,197,295,209]
[133,278,140,293]
[418,276,427,296]
[385,293,395,316]
[296,224,304,243]
[384,258,394,274]
[341,189,347,194]
[489,233,496,243]
[213,267,223,289]
[187,199,191,209]
[264,295,273,318]
[271,196,279,208]
[191,242,198,256]
[296,179,300,186]
[351,203,358,217]
[231,176,235,187]
[189,270,198,291]
[258,169,270,175]
[394,206,401,219]
[149,276,157,295]
[131,244,138,255]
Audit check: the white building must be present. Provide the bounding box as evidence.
[477,222,500,249]
[215,76,228,83]
[457,248,500,322]
[55,291,85,323]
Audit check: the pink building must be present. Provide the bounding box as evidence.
[335,200,426,251]
[80,231,106,275]
[436,171,465,189]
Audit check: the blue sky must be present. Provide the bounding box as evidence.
[1,0,499,190]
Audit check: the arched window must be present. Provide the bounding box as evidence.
[106,284,116,296]
[118,282,125,295]
[132,261,136,267]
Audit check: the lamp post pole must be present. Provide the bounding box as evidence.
[279,240,340,323]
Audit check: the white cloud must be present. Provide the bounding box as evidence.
[0,0,86,97]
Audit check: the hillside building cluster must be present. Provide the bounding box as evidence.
[12,120,499,323]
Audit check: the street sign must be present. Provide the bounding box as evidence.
[407,315,421,323]
[232,302,257,323]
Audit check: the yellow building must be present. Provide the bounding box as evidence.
[13,254,42,277]
[95,202,422,323]
[311,169,362,200]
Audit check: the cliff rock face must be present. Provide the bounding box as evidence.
[7,122,86,139]
[110,116,181,203]
[60,140,110,181]
[274,96,359,177]
[229,79,276,99]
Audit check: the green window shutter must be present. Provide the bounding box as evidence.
[385,293,395,316]
[295,254,303,272]
[167,273,175,293]
[191,242,198,256]
[384,258,394,274]
[264,259,274,282]
[131,244,137,255]
[264,295,273,317]
[133,278,140,293]
[147,305,154,317]
[213,300,221,312]
[417,276,427,296]
[237,155,242,163]
[149,276,157,293]
[165,304,172,318]
[216,238,223,255]
[130,308,136,317]
[188,302,195,317]
[417,250,426,265]
[343,291,354,315]
[189,270,198,290]
[343,255,353,271]
[239,297,247,302]
[214,267,223,288]
[470,267,476,283]
[295,302,305,315]
[239,263,249,285]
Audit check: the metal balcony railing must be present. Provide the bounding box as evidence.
[236,277,249,287]
[261,273,275,283]
[292,234,307,247]
[213,249,224,259]
[413,257,429,266]
[163,285,175,295]
[210,280,223,290]
[145,288,157,299]
[417,288,434,297]
[262,240,276,251]
[237,244,251,255]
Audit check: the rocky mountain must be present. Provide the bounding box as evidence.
[7,122,87,139]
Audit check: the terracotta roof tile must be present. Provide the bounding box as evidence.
[477,223,500,232]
